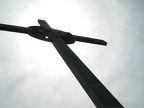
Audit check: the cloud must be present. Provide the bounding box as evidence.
[0,0,144,108]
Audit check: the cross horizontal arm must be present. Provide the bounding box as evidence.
[73,35,107,45]
[0,23,30,34]
[0,23,107,46]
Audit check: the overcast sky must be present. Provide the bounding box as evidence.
[0,0,144,108]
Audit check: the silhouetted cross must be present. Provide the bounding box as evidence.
[0,19,124,108]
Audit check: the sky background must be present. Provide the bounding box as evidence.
[0,0,144,108]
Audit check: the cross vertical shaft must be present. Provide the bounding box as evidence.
[38,20,124,108]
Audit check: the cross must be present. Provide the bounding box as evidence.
[0,19,124,108]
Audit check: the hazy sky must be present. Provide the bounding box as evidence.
[0,0,144,108]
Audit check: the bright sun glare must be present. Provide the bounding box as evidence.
[16,0,91,68]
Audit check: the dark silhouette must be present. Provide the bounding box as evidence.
[0,20,124,108]
[0,23,107,45]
